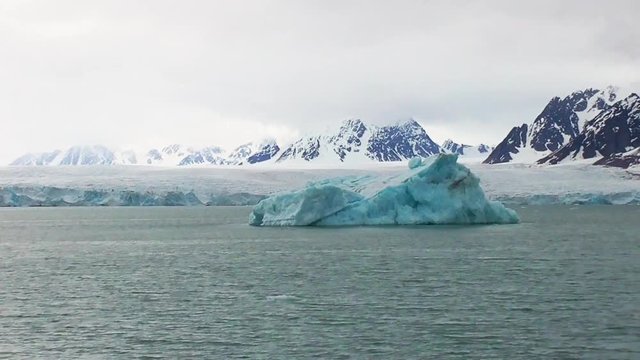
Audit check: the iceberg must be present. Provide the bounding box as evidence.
[249,154,520,226]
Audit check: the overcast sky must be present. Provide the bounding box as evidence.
[1,0,639,163]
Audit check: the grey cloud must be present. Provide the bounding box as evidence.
[0,0,638,163]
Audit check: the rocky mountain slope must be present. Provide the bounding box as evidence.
[538,93,640,165]
[484,87,620,164]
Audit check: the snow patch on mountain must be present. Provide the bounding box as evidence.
[575,86,620,130]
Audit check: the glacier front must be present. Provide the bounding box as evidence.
[249,154,519,226]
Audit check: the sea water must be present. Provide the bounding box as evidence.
[0,206,638,359]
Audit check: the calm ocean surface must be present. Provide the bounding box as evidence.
[0,206,639,359]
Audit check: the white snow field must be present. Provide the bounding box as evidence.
[0,159,638,206]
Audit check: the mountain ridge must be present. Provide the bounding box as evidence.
[537,93,640,165]
[484,86,622,164]
[10,119,449,166]
[12,86,638,168]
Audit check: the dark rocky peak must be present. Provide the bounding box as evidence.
[329,119,369,160]
[483,124,528,164]
[477,144,492,153]
[335,118,367,137]
[442,139,464,155]
[397,118,426,134]
[247,142,281,164]
[277,136,322,162]
[565,88,600,111]
[529,97,583,152]
[366,119,440,161]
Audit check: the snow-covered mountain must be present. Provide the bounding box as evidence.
[276,118,373,163]
[11,145,126,166]
[225,139,281,165]
[226,143,255,165]
[484,87,621,164]
[367,119,441,161]
[9,118,444,166]
[10,150,63,166]
[441,139,493,161]
[277,118,441,164]
[246,140,281,164]
[145,144,193,166]
[11,144,226,166]
[177,146,226,166]
[537,93,640,165]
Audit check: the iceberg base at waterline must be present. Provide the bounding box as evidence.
[249,154,520,226]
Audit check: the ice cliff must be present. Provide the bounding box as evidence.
[0,187,265,207]
[249,154,519,226]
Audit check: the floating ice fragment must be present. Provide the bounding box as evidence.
[249,154,520,226]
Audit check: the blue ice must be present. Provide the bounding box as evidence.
[249,154,520,226]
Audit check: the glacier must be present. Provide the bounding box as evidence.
[249,154,520,226]
[1,160,639,208]
[0,187,266,207]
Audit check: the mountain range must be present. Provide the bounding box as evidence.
[484,86,640,168]
[10,86,639,168]
[10,119,490,166]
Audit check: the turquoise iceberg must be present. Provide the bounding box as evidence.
[249,154,519,226]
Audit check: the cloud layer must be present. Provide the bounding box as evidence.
[1,0,639,163]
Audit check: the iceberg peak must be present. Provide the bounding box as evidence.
[408,156,424,169]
